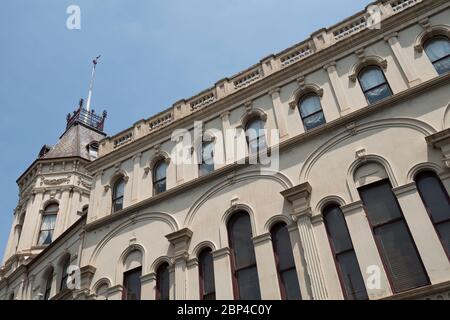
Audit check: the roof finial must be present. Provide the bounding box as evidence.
[85,55,101,112]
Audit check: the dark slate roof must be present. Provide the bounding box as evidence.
[42,123,105,160]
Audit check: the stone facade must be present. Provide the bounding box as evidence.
[1,0,450,300]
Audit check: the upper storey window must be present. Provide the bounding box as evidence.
[199,141,215,177]
[358,66,392,105]
[112,178,125,213]
[38,203,58,246]
[298,94,326,131]
[87,142,99,160]
[153,160,168,195]
[246,118,267,156]
[424,36,450,75]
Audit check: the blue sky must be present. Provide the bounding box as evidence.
[0,0,372,259]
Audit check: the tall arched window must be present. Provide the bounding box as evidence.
[424,36,450,75]
[227,211,261,300]
[153,160,168,195]
[270,222,302,300]
[246,119,267,156]
[156,263,170,300]
[358,66,392,105]
[322,204,368,300]
[298,94,326,131]
[43,270,53,300]
[199,141,215,176]
[198,248,216,300]
[415,171,450,257]
[60,256,71,292]
[359,179,429,293]
[123,267,142,300]
[112,178,125,213]
[38,203,58,246]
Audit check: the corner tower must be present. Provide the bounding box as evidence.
[1,101,107,271]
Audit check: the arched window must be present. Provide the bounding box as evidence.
[60,256,71,292]
[198,248,216,300]
[123,267,142,300]
[227,211,261,300]
[297,94,326,131]
[424,36,450,75]
[270,222,302,300]
[246,119,267,156]
[322,204,368,300]
[153,160,168,195]
[359,179,429,293]
[156,263,170,300]
[112,178,125,213]
[38,203,58,246]
[358,66,392,105]
[43,270,53,300]
[415,171,450,257]
[199,141,215,176]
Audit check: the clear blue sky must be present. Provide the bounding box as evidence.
[0,0,372,259]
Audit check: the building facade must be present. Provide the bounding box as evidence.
[1,0,450,300]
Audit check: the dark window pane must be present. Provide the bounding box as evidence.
[416,171,450,224]
[359,181,402,226]
[43,272,53,300]
[236,267,261,300]
[303,112,326,131]
[337,251,368,300]
[246,119,266,154]
[227,212,261,300]
[374,221,429,292]
[271,223,302,300]
[199,141,215,176]
[436,221,450,255]
[199,249,216,300]
[365,84,392,104]
[425,37,450,63]
[123,267,142,300]
[434,56,450,75]
[323,206,354,254]
[299,95,322,118]
[60,259,71,291]
[359,67,386,91]
[113,180,125,199]
[154,180,166,195]
[280,269,302,300]
[38,214,57,245]
[228,214,256,269]
[154,161,168,181]
[157,263,170,300]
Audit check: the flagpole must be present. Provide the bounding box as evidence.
[86,55,101,112]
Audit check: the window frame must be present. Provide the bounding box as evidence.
[60,257,71,292]
[415,170,450,260]
[153,160,168,196]
[156,263,170,300]
[111,178,125,213]
[198,248,216,300]
[43,272,53,300]
[38,203,58,246]
[358,66,393,105]
[358,179,430,294]
[424,36,450,75]
[122,266,142,300]
[245,118,267,157]
[198,140,215,177]
[297,93,326,131]
[227,211,261,300]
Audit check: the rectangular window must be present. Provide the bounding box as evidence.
[359,180,429,293]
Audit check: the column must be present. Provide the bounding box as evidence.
[131,153,142,203]
[212,248,234,300]
[141,273,156,300]
[393,183,450,284]
[324,62,351,115]
[186,258,200,300]
[221,111,234,165]
[385,32,421,87]
[310,216,344,300]
[280,183,328,300]
[341,201,392,299]
[252,233,281,300]
[287,224,314,300]
[269,87,289,139]
[165,228,193,300]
